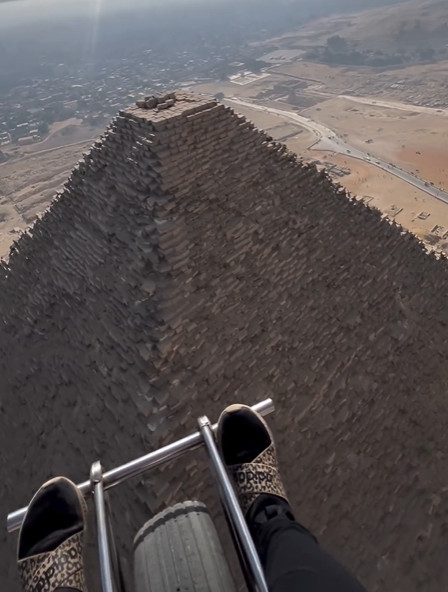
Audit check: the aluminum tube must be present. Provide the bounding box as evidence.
[7,398,274,532]
[198,417,269,592]
[91,462,115,592]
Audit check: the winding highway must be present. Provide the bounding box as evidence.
[227,97,448,206]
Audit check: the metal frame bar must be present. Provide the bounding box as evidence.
[105,496,127,592]
[7,398,274,532]
[90,461,116,592]
[198,416,269,592]
[7,398,275,592]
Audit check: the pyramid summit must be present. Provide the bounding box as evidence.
[1,92,448,591]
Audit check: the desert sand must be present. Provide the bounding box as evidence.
[0,140,94,257]
[0,119,103,259]
[194,46,448,255]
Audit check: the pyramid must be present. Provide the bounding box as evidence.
[1,92,448,591]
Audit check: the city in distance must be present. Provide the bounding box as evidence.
[0,0,447,258]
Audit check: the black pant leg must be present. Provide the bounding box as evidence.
[255,517,368,592]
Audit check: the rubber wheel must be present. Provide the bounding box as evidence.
[133,501,237,592]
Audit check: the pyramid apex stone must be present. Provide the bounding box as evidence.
[130,91,219,124]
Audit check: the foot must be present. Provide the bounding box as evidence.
[217,404,289,516]
[17,477,88,592]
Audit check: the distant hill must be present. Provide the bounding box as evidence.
[339,0,448,53]
[295,0,448,67]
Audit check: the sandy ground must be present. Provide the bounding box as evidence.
[302,97,448,249]
[0,120,103,259]
[220,98,448,254]
[304,97,448,187]
[0,140,94,258]
[223,101,316,146]
[329,154,448,251]
[195,73,283,101]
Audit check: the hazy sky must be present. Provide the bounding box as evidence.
[0,0,217,11]
[0,0,221,28]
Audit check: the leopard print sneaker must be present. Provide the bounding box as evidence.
[17,477,88,592]
[217,404,288,515]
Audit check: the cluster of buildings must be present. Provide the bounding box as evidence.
[0,44,261,151]
[0,130,11,147]
[0,105,45,147]
[0,123,42,146]
[345,76,448,109]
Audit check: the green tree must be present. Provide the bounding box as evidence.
[419,47,435,61]
[38,121,49,135]
[327,35,347,52]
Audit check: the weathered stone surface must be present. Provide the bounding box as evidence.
[0,92,448,592]
[137,93,178,111]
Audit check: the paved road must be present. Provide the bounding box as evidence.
[339,95,448,117]
[228,97,448,206]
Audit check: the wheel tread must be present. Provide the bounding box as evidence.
[133,501,236,592]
